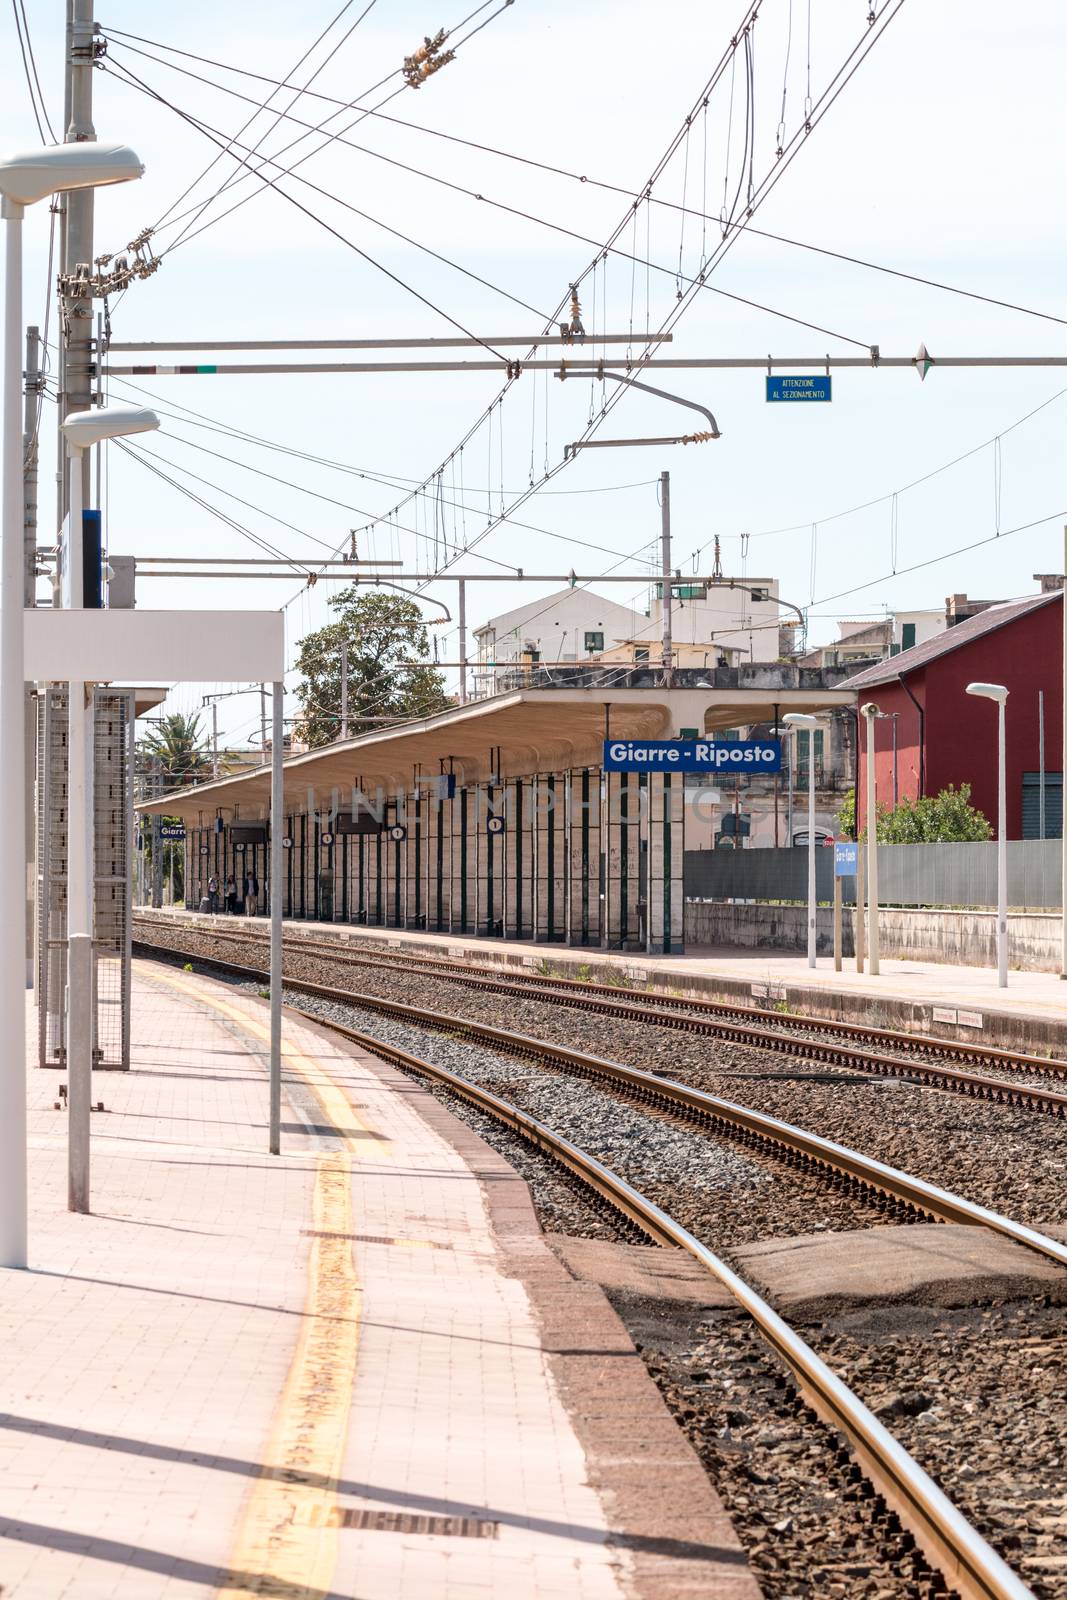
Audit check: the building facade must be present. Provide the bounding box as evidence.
[848,587,1064,840]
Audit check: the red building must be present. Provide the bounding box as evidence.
[847,588,1063,840]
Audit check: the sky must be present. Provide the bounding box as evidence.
[4,0,1067,751]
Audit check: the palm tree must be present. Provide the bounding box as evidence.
[138,712,210,795]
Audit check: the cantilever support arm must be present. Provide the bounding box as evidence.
[556,367,721,439]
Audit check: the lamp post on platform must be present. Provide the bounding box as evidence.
[966,682,1010,988]
[60,405,158,1215]
[0,141,144,1267]
[860,702,881,976]
[783,712,819,968]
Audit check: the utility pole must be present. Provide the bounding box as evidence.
[58,0,98,527]
[211,699,219,779]
[458,579,468,704]
[1061,527,1066,980]
[340,640,349,739]
[23,327,39,986]
[151,757,163,909]
[660,470,673,688]
[260,683,268,762]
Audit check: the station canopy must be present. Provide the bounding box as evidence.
[138,683,853,824]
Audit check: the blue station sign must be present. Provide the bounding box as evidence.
[834,841,858,877]
[766,374,832,404]
[604,739,782,774]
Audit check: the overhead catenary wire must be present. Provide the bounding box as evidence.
[99,25,1067,334]
[115,437,346,553]
[122,0,514,262]
[389,0,909,603]
[155,0,374,250]
[111,2,905,638]
[104,373,660,500]
[113,440,321,573]
[11,0,56,141]
[104,0,768,606]
[101,56,518,360]
[100,40,870,349]
[105,383,645,566]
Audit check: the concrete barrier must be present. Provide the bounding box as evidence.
[683,901,1062,972]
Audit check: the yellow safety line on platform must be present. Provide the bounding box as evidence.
[146,965,391,1160]
[142,968,368,1597]
[217,1150,357,1599]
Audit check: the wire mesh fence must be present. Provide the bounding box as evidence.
[37,688,134,1070]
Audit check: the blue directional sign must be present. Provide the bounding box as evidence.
[766,374,832,404]
[834,841,858,877]
[603,739,782,774]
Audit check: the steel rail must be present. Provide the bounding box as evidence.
[135,912,1067,1074]
[132,938,1067,1273]
[290,1000,1036,1600]
[132,917,1067,1115]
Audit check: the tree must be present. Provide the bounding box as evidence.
[874,784,993,843]
[836,788,857,841]
[838,782,993,844]
[137,712,210,795]
[293,587,450,748]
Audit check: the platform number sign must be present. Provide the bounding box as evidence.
[388,824,407,843]
[198,844,210,857]
[321,831,334,846]
[486,815,505,835]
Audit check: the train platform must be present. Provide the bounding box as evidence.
[143,907,1067,1057]
[0,962,757,1600]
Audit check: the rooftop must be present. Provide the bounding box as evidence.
[846,589,1061,691]
[140,667,856,822]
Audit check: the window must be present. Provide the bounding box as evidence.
[634,646,650,663]
[655,581,707,601]
[584,631,604,653]
[901,622,916,650]
[795,729,825,782]
[1022,772,1063,839]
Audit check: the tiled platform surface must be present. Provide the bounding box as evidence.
[0,964,755,1600]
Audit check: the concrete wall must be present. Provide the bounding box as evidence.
[683,900,1061,971]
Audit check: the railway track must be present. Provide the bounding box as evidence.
[133,916,1067,1119]
[135,912,1067,1078]
[322,1014,1036,1599]
[189,961,1033,1598]
[134,934,1067,1274]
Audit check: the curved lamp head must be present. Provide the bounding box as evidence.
[0,142,144,207]
[782,711,818,729]
[61,403,159,450]
[965,681,1009,705]
[859,700,880,719]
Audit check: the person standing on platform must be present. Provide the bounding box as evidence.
[225,873,237,915]
[207,874,219,914]
[245,869,260,917]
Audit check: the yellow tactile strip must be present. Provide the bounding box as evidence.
[146,968,364,1599]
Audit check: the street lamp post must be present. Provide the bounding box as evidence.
[60,403,159,1215]
[0,141,144,1267]
[783,713,819,968]
[966,682,1010,987]
[860,702,881,976]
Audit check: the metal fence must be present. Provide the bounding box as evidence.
[37,687,134,1071]
[684,840,1063,910]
